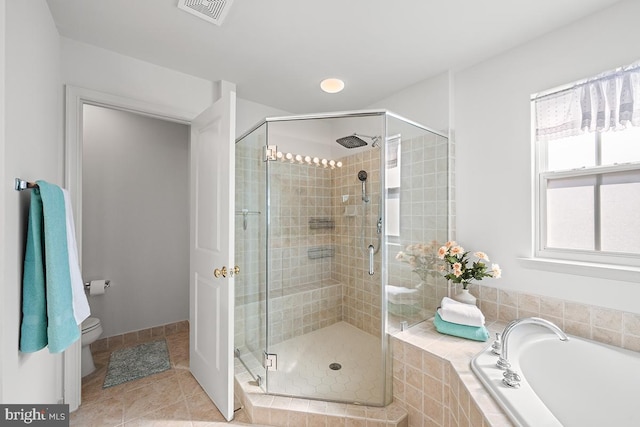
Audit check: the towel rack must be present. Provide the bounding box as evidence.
[14,178,38,191]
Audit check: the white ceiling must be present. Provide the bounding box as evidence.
[46,0,622,114]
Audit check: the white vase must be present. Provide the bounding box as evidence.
[453,288,477,305]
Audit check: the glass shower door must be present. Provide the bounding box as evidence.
[234,123,267,388]
[384,114,449,332]
[263,114,389,406]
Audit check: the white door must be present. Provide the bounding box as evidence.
[189,83,236,421]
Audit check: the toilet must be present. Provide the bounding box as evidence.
[81,317,103,377]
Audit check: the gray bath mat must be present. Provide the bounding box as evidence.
[103,339,171,388]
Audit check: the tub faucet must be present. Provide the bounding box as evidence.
[496,317,568,388]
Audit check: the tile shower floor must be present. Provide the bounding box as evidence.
[73,329,259,427]
[243,321,384,404]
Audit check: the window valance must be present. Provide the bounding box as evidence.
[535,62,640,141]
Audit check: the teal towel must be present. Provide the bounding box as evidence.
[19,181,80,353]
[38,181,80,353]
[433,311,490,342]
[19,189,48,352]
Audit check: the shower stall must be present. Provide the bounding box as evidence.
[234,110,448,406]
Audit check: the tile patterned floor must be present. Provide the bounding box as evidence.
[73,329,256,427]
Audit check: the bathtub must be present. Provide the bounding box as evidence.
[471,323,640,427]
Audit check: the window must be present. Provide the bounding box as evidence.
[534,62,640,267]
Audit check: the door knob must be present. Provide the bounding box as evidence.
[213,266,228,278]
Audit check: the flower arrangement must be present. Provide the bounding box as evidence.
[395,240,441,282]
[437,241,501,289]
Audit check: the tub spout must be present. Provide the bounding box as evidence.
[496,317,569,386]
[497,317,568,369]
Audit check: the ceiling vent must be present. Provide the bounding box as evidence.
[177,0,234,26]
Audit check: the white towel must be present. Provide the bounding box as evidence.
[387,285,419,305]
[62,189,91,325]
[439,297,485,327]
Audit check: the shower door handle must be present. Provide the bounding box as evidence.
[230,265,240,277]
[368,245,375,276]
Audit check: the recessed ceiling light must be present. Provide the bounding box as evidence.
[320,78,345,94]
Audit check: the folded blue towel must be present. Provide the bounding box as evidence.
[19,181,80,353]
[433,311,490,342]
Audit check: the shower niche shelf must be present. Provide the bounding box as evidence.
[307,246,335,259]
[309,217,335,229]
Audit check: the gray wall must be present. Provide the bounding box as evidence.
[0,0,64,403]
[82,105,189,337]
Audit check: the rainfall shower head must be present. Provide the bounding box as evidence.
[336,133,382,149]
[336,134,368,149]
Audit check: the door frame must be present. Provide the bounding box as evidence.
[63,85,198,410]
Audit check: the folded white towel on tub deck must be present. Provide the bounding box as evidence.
[439,297,485,327]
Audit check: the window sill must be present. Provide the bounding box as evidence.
[517,257,640,283]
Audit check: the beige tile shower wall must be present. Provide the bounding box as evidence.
[269,161,334,289]
[235,131,453,351]
[267,161,341,345]
[332,149,383,337]
[387,134,450,323]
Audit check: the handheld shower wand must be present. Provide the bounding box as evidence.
[358,170,369,203]
[357,170,381,275]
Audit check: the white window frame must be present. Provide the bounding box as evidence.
[534,127,640,270]
[526,60,640,281]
